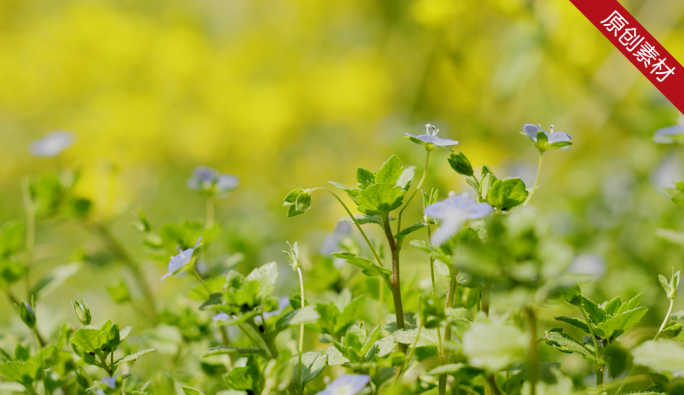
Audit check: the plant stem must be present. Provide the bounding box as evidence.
[427,224,436,294]
[397,150,431,233]
[482,283,491,316]
[523,155,543,206]
[438,274,458,395]
[525,306,539,395]
[206,197,215,228]
[382,214,406,349]
[578,306,604,390]
[192,268,211,294]
[485,375,503,395]
[296,267,305,394]
[615,298,675,395]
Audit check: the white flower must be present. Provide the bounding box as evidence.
[161,237,203,281]
[316,375,371,395]
[521,124,572,151]
[30,131,75,157]
[424,194,492,246]
[405,123,459,150]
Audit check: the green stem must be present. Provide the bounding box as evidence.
[523,155,543,206]
[296,267,305,394]
[382,214,406,344]
[397,150,431,233]
[192,268,211,294]
[438,274,458,395]
[482,283,491,316]
[615,298,675,395]
[579,306,603,389]
[485,375,503,395]
[525,306,539,395]
[427,224,436,294]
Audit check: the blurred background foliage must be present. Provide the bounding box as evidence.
[1,0,684,385]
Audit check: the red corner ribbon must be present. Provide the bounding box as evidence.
[569,0,684,113]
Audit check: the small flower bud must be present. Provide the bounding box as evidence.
[72,298,92,325]
[19,301,36,329]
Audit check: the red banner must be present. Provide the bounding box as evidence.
[569,0,684,113]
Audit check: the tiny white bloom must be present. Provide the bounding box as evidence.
[316,374,371,395]
[30,131,75,157]
[161,237,203,281]
[424,194,492,246]
[405,123,459,150]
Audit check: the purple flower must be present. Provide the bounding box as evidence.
[653,113,684,144]
[161,237,203,281]
[521,124,572,152]
[30,131,75,157]
[101,376,119,389]
[316,375,371,395]
[424,194,492,246]
[187,166,239,197]
[405,124,459,151]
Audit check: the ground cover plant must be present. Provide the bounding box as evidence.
[2,118,684,395]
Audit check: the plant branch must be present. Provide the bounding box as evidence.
[397,150,431,233]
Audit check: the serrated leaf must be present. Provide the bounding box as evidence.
[544,330,602,363]
[245,262,278,300]
[356,168,375,189]
[70,329,108,354]
[326,346,349,366]
[594,307,647,339]
[375,156,404,185]
[114,348,157,367]
[617,294,643,315]
[603,296,622,316]
[341,215,387,226]
[331,252,390,278]
[181,387,204,395]
[396,167,415,190]
[581,296,606,324]
[486,178,528,211]
[463,321,527,373]
[554,316,590,334]
[356,184,405,216]
[289,306,320,325]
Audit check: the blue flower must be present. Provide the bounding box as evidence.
[320,221,353,256]
[405,124,459,151]
[161,237,203,281]
[653,113,684,144]
[316,375,371,395]
[521,124,572,153]
[30,131,75,157]
[424,194,492,246]
[101,376,119,389]
[187,166,239,197]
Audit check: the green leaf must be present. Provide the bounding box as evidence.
[594,307,647,339]
[70,329,108,354]
[224,356,262,391]
[331,253,390,278]
[395,221,427,245]
[632,340,684,373]
[448,152,474,177]
[114,348,157,367]
[356,184,405,216]
[356,168,375,189]
[284,188,304,204]
[581,296,606,324]
[203,346,265,358]
[341,215,387,226]
[181,386,204,395]
[554,316,590,334]
[544,329,602,363]
[603,296,622,316]
[245,262,278,300]
[290,352,327,392]
[617,294,643,315]
[289,306,320,325]
[326,345,349,366]
[0,361,42,386]
[562,286,582,307]
[486,178,528,211]
[107,279,132,304]
[392,329,439,348]
[396,166,415,190]
[0,259,25,287]
[656,228,684,246]
[462,321,527,373]
[659,274,671,296]
[374,156,404,185]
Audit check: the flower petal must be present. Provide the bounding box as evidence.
[443,195,476,211]
[467,202,492,219]
[216,174,239,192]
[316,375,371,395]
[547,132,572,144]
[655,124,684,137]
[424,201,451,220]
[30,131,75,157]
[431,216,467,246]
[522,124,540,142]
